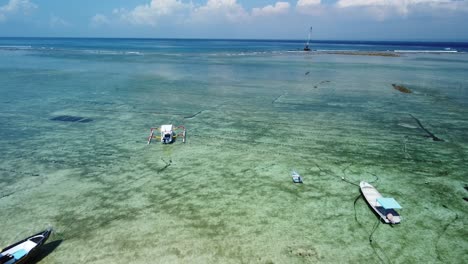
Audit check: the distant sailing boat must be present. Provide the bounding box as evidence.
[304,26,312,51]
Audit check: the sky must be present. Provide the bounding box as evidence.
[0,0,467,41]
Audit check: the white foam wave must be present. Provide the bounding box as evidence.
[394,50,458,53]
[0,45,32,50]
[316,49,360,52]
[211,51,272,57]
[125,51,143,55]
[81,49,144,56]
[82,49,120,55]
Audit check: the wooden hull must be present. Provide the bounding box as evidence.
[360,182,401,224]
[1,229,52,264]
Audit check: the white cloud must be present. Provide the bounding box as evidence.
[252,2,290,17]
[94,0,468,30]
[297,0,321,7]
[96,0,277,27]
[116,0,191,26]
[91,14,110,27]
[336,0,467,18]
[0,0,37,22]
[336,0,453,8]
[50,14,69,28]
[296,0,323,14]
[191,0,249,23]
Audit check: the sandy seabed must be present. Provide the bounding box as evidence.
[1,51,467,263]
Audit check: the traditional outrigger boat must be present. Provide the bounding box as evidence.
[0,228,52,264]
[147,124,186,144]
[360,182,402,224]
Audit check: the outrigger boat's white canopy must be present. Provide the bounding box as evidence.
[160,124,173,132]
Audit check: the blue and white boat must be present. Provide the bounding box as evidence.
[291,170,303,183]
[0,228,52,264]
[360,182,402,224]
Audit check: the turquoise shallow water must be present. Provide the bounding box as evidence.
[0,39,467,263]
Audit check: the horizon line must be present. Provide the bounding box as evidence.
[1,36,468,44]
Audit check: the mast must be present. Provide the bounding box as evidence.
[307,26,312,46]
[304,26,312,51]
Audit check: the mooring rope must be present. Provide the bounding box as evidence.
[353,194,362,223]
[369,218,381,243]
[367,173,379,184]
[339,163,360,187]
[341,176,360,187]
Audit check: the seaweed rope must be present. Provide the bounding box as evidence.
[368,216,393,264]
[409,114,444,141]
[272,91,287,104]
[184,110,203,119]
[157,158,172,173]
[435,206,459,261]
[312,161,360,187]
[183,101,228,120]
[313,160,379,194]
[353,194,362,223]
[340,164,379,187]
[369,218,381,242]
[370,235,393,264]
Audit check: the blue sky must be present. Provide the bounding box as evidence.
[0,0,467,41]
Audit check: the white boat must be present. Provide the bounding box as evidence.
[291,170,303,183]
[360,182,401,224]
[0,228,52,264]
[303,26,312,51]
[147,124,186,144]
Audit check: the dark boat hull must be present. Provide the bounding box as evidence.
[1,229,52,264]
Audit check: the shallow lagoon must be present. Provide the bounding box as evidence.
[0,39,467,263]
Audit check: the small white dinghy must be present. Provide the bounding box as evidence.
[291,170,303,183]
[360,182,402,224]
